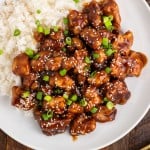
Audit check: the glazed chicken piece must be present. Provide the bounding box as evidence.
[31,50,51,72]
[41,84,52,95]
[127,51,147,77]
[45,56,63,71]
[62,57,77,71]
[70,113,96,136]
[49,73,75,91]
[67,37,84,52]
[68,10,88,35]
[12,53,30,76]
[77,74,87,85]
[40,29,65,51]
[34,32,44,42]
[102,0,121,29]
[84,86,102,111]
[92,106,117,122]
[110,53,128,79]
[83,1,102,29]
[106,80,131,104]
[22,73,37,89]
[80,27,102,50]
[113,31,133,56]
[43,96,66,114]
[68,103,84,114]
[39,116,71,136]
[12,86,35,111]
[88,71,110,87]
[74,49,89,76]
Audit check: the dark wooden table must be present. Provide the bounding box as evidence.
[0,0,150,150]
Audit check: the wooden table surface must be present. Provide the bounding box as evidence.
[0,0,150,150]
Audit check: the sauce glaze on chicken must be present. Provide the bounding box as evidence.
[12,0,147,136]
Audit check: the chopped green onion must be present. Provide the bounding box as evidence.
[62,47,67,52]
[90,71,97,78]
[0,49,3,55]
[80,99,88,107]
[65,37,72,46]
[66,99,72,106]
[63,93,69,99]
[70,94,78,102]
[103,97,109,102]
[22,91,30,98]
[105,67,112,74]
[44,95,52,102]
[35,20,40,26]
[33,54,40,60]
[37,25,44,33]
[59,69,67,76]
[73,0,80,3]
[43,75,50,82]
[25,48,34,58]
[106,101,114,110]
[53,26,59,32]
[36,9,41,14]
[90,107,98,114]
[64,30,69,36]
[93,53,100,59]
[103,16,114,31]
[42,111,53,121]
[102,38,109,48]
[36,91,43,101]
[105,49,116,57]
[44,27,50,35]
[85,56,92,64]
[14,29,21,36]
[63,18,69,25]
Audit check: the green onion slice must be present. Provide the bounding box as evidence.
[36,91,43,101]
[42,111,53,121]
[105,67,112,74]
[80,98,88,107]
[106,101,114,110]
[85,56,92,64]
[70,94,78,102]
[14,29,21,36]
[63,18,69,25]
[43,75,50,82]
[93,53,100,59]
[59,69,67,76]
[25,48,34,58]
[22,91,30,99]
[44,95,52,102]
[0,49,3,55]
[73,0,80,3]
[90,107,98,114]
[36,9,41,14]
[66,99,72,106]
[65,37,72,46]
[63,93,69,99]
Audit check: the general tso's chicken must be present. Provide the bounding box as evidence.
[39,116,71,136]
[12,86,35,111]
[62,57,77,71]
[110,53,128,79]
[31,50,51,72]
[83,1,102,29]
[68,10,88,35]
[88,71,110,87]
[40,29,65,51]
[80,27,102,50]
[74,49,89,76]
[49,73,75,91]
[70,113,96,136]
[106,80,131,104]
[68,103,84,114]
[43,96,66,114]
[92,106,117,122]
[45,56,63,71]
[22,73,37,89]
[67,37,84,52]
[102,0,121,29]
[127,51,147,77]
[113,31,133,56]
[12,53,30,76]
[41,85,52,95]
[84,86,102,111]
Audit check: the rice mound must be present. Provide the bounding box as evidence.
[0,0,92,96]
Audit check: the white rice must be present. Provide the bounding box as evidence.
[0,0,93,96]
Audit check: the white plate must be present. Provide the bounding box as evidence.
[0,0,150,150]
